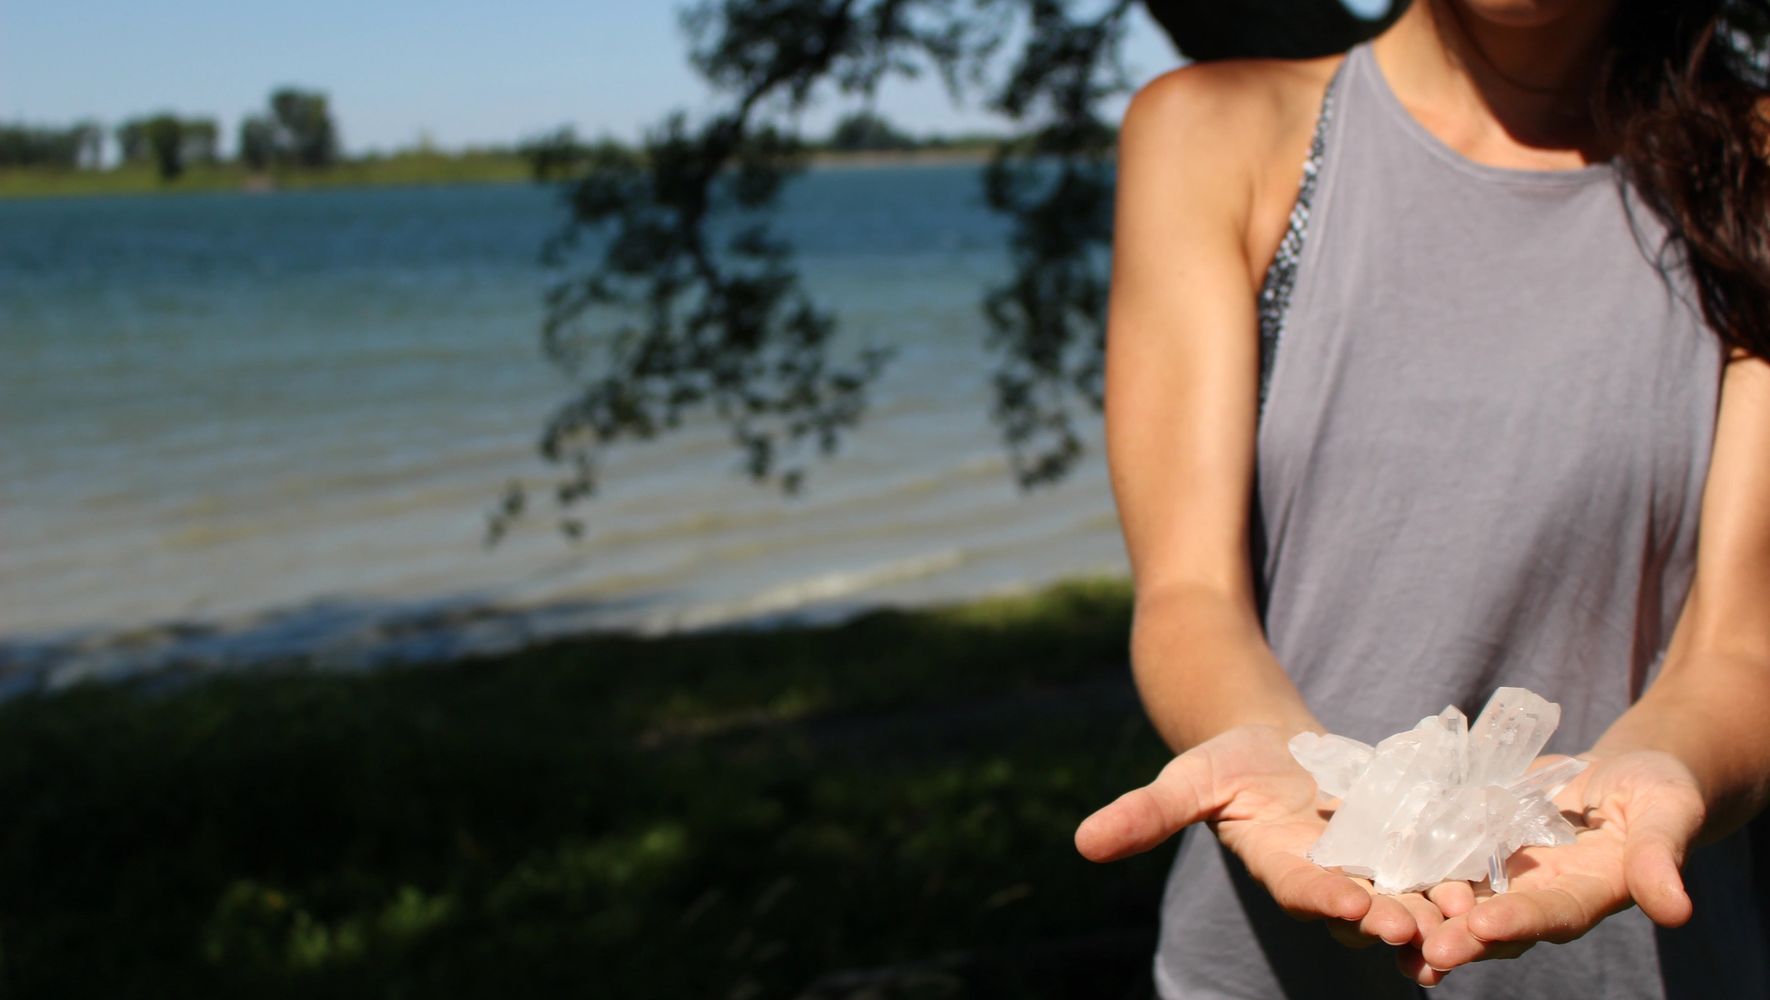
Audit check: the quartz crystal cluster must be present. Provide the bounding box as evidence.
[1288,687,1587,895]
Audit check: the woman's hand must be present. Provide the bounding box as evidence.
[1075,724,1456,978]
[1420,750,1705,972]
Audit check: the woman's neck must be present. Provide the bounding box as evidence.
[1376,0,1618,155]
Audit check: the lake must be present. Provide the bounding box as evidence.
[0,167,1124,691]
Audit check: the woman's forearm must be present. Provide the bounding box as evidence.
[1600,358,1770,840]
[1130,583,1322,754]
[1591,650,1770,840]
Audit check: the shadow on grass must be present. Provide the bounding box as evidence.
[0,577,1175,999]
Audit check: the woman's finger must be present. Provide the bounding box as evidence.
[1074,750,1216,862]
[1324,890,1440,957]
[1395,945,1449,988]
[1357,893,1421,946]
[1421,914,1536,970]
[1620,801,1699,928]
[1426,880,1475,918]
[1323,892,1412,950]
[1393,891,1446,942]
[1326,920,1380,950]
[1421,886,1591,971]
[1466,883,1610,946]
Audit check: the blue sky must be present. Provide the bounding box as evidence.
[2,1,1384,155]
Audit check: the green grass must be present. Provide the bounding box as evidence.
[0,577,1176,998]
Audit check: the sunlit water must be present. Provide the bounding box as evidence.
[0,169,1124,692]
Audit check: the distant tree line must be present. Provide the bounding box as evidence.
[1,87,339,183]
[824,110,918,151]
[519,109,1001,182]
[0,122,105,169]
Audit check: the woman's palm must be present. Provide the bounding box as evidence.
[1420,751,1704,969]
[1078,726,1439,944]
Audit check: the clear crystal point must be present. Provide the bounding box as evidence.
[1487,849,1509,893]
[1288,688,1585,895]
[1467,687,1559,787]
[1288,732,1374,799]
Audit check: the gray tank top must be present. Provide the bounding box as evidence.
[1153,43,1756,999]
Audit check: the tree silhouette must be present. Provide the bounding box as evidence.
[238,88,339,171]
[116,114,219,181]
[0,122,102,169]
[826,109,917,150]
[238,117,277,171]
[492,0,1402,544]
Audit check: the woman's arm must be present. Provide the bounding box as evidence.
[1595,356,1770,828]
[1422,355,1770,970]
[1101,64,1317,749]
[1075,62,1453,973]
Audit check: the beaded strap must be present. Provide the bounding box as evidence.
[1256,66,1343,416]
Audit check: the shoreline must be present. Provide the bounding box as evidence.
[805,147,993,170]
[0,147,997,200]
[0,572,1131,702]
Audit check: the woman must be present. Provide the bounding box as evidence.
[1074,0,1770,996]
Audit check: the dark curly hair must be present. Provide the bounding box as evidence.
[1601,0,1770,364]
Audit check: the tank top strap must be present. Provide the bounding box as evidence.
[1256,53,1349,415]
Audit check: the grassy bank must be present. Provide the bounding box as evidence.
[0,578,1176,998]
[0,153,533,198]
[0,147,996,199]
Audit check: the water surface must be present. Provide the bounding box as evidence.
[0,169,1123,689]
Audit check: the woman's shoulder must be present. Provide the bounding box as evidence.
[1119,54,1347,269]
[1121,54,1344,166]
